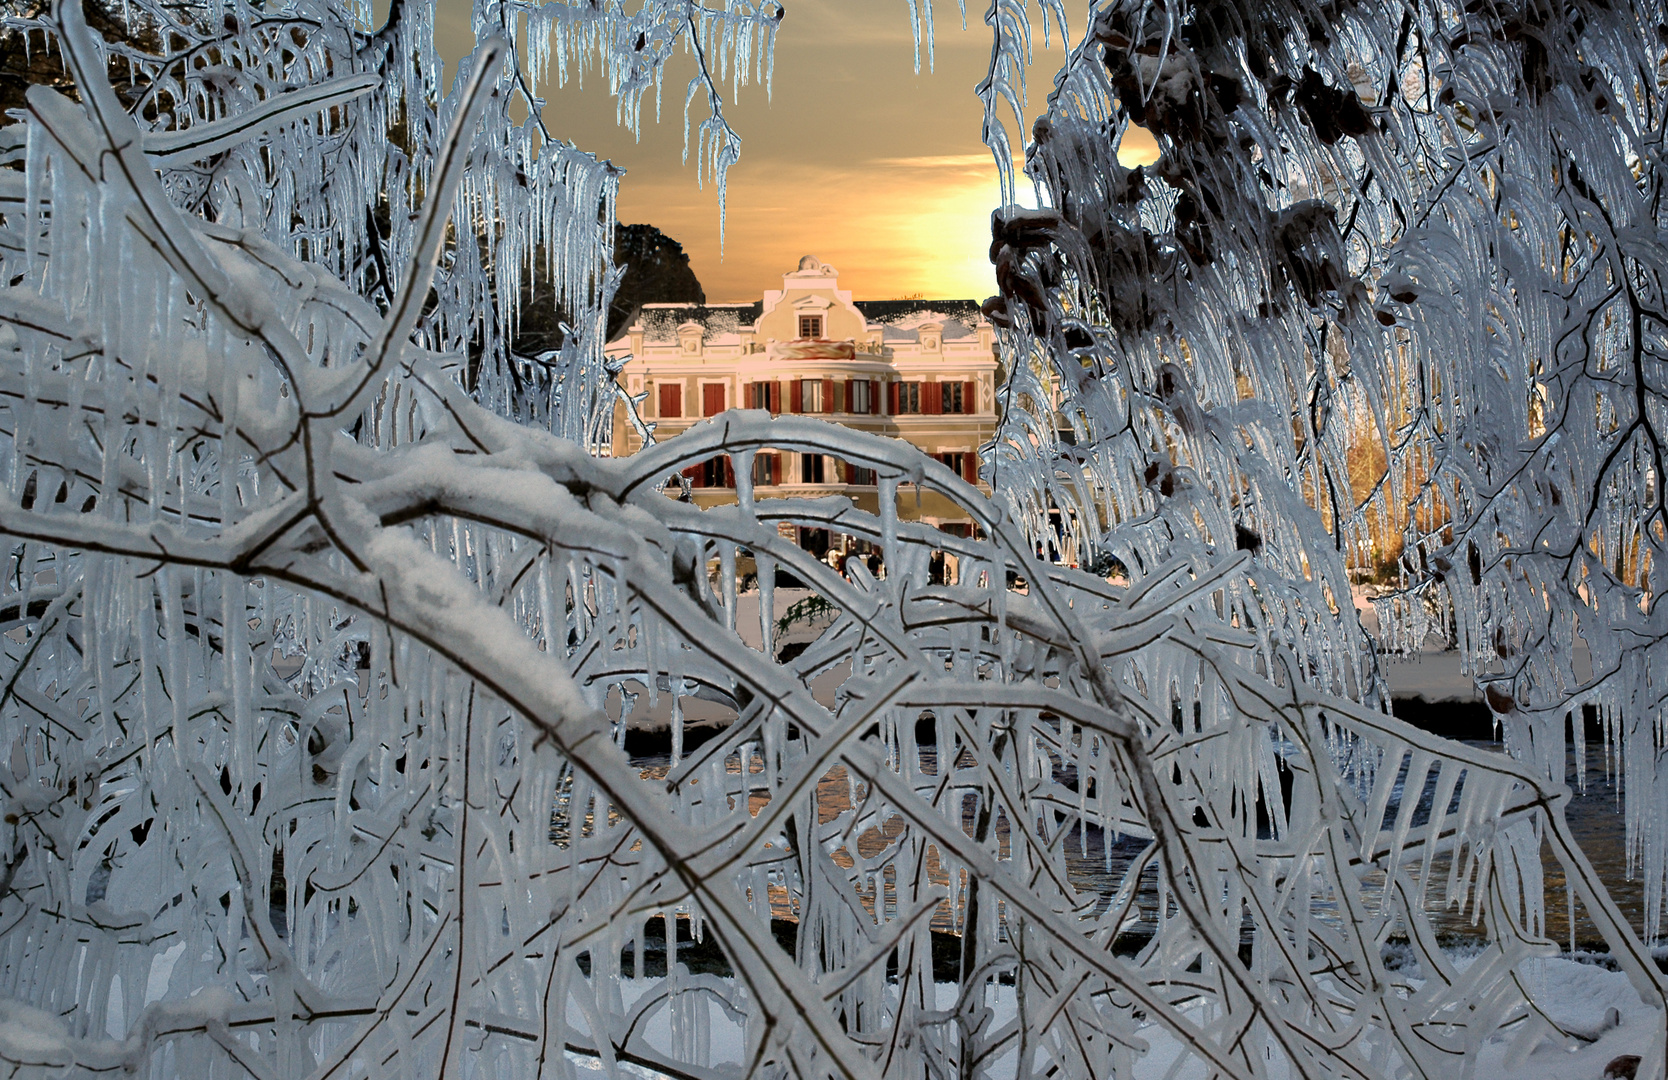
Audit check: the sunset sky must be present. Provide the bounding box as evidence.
[435,1,1158,302]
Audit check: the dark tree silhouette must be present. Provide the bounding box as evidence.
[0,1,158,114]
[609,221,706,336]
[512,221,706,356]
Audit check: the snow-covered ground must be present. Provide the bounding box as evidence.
[1351,586,1596,703]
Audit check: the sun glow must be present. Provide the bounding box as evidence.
[625,128,1162,303]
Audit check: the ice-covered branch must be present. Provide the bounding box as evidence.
[0,1,1663,1079]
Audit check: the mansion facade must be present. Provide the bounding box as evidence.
[606,257,1000,541]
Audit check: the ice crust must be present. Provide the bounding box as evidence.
[0,0,1663,1079]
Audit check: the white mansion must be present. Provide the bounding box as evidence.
[605,257,1000,542]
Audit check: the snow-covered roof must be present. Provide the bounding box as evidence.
[619,298,986,348]
[855,300,984,344]
[631,302,764,346]
[853,298,982,325]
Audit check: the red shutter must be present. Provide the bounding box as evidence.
[843,379,854,415]
[963,380,975,415]
[769,381,781,414]
[789,379,802,414]
[822,378,835,415]
[869,379,880,414]
[683,463,703,489]
[659,383,681,419]
[964,452,978,483]
[704,383,726,417]
[888,382,899,415]
[925,382,941,415]
[743,381,754,410]
[724,457,735,487]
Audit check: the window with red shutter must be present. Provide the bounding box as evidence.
[702,383,726,417]
[698,457,728,487]
[658,382,681,419]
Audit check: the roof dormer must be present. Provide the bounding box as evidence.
[791,294,834,340]
[676,321,704,355]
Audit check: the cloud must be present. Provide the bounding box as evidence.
[877,138,1161,173]
[870,153,1019,170]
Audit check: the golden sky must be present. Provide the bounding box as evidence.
[434,0,1158,302]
